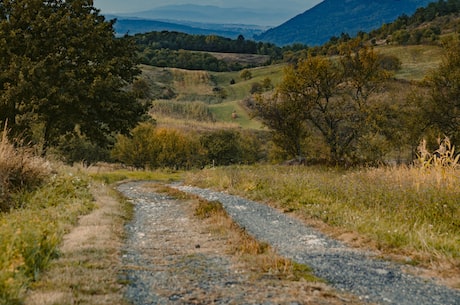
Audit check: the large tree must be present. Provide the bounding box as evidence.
[422,38,460,145]
[252,42,392,164]
[0,0,146,150]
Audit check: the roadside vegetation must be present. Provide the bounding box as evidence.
[157,185,320,283]
[1,0,460,303]
[183,140,460,287]
[0,130,94,304]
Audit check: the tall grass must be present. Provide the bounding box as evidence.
[377,44,444,80]
[0,129,94,304]
[184,158,460,271]
[0,128,51,211]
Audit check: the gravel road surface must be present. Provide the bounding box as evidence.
[118,181,361,305]
[117,181,460,305]
[174,184,460,305]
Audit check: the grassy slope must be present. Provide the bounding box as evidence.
[377,44,444,81]
[140,45,441,131]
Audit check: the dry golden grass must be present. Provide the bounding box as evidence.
[170,68,214,96]
[377,44,444,80]
[0,127,51,211]
[159,185,320,282]
[155,115,241,131]
[183,160,460,288]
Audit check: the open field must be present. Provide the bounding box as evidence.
[211,63,285,101]
[377,44,444,81]
[140,43,444,133]
[205,51,271,66]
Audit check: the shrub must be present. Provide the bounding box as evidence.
[0,128,51,212]
[50,129,110,165]
[111,124,204,169]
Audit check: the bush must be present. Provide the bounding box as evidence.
[0,128,51,212]
[200,129,264,166]
[50,129,110,165]
[111,124,203,169]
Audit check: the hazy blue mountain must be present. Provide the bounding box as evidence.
[117,4,301,27]
[255,0,435,45]
[110,16,268,39]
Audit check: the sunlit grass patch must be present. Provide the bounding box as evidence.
[0,169,94,305]
[183,162,460,275]
[88,167,184,185]
[157,184,321,283]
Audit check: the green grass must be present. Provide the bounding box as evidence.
[89,168,185,185]
[184,164,460,271]
[208,101,263,129]
[377,44,444,80]
[211,64,285,101]
[140,45,443,132]
[0,169,94,305]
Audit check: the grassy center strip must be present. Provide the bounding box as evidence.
[156,185,321,283]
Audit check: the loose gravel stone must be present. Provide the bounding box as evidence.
[117,181,360,305]
[174,184,460,305]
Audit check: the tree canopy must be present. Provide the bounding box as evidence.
[0,0,146,151]
[252,42,393,164]
[421,38,460,145]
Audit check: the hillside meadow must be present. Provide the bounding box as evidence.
[2,28,459,304]
[142,42,441,133]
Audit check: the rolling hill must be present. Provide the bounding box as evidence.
[255,0,434,46]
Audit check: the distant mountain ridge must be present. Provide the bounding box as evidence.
[111,16,268,39]
[117,4,300,27]
[256,0,435,45]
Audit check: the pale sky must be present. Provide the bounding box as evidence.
[93,0,323,14]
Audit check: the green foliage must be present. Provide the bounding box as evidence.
[111,124,265,169]
[421,38,460,144]
[251,91,309,159]
[134,30,282,58]
[240,69,252,80]
[111,123,203,169]
[0,169,94,304]
[0,0,147,152]
[252,43,393,164]
[49,127,111,165]
[201,129,264,165]
[370,0,460,44]
[139,49,239,72]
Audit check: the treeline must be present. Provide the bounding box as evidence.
[250,40,460,166]
[139,49,246,72]
[285,0,460,59]
[134,31,280,55]
[134,31,308,71]
[368,0,460,44]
